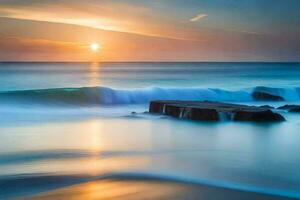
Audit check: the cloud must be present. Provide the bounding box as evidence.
[190,13,207,22]
[0,36,86,52]
[0,1,200,41]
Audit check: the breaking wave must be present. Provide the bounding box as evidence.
[0,86,299,106]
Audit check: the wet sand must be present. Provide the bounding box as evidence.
[21,179,296,200]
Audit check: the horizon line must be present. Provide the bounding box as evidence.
[0,61,299,64]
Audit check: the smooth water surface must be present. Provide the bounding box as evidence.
[0,62,300,199]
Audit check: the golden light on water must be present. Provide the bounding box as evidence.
[88,120,103,152]
[88,62,101,86]
[29,179,187,199]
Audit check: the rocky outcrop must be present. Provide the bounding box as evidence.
[233,110,284,121]
[149,101,285,122]
[277,105,300,112]
[289,108,300,112]
[259,105,275,109]
[252,86,284,101]
[252,91,284,101]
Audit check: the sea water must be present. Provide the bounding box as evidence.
[0,62,300,199]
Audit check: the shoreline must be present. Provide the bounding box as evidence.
[22,178,296,200]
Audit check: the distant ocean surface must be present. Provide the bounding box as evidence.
[0,62,300,199]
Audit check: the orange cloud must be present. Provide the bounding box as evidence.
[0,36,86,51]
[0,2,207,41]
[0,36,102,61]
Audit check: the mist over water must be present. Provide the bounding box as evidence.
[1,62,300,199]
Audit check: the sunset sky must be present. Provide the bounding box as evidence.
[0,0,299,62]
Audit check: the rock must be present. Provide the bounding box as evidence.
[131,111,137,115]
[252,91,284,101]
[277,105,294,110]
[252,86,285,101]
[164,104,219,121]
[278,104,299,109]
[233,110,284,122]
[259,105,274,109]
[149,101,167,113]
[149,100,285,122]
[290,108,300,112]
[277,105,300,112]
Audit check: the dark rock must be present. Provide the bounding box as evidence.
[149,101,167,113]
[189,107,219,121]
[233,110,285,122]
[277,104,300,113]
[252,86,285,101]
[259,105,274,109]
[252,91,284,101]
[164,105,219,121]
[289,108,300,112]
[149,100,285,122]
[277,104,299,110]
[131,111,137,115]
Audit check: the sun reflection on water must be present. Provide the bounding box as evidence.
[88,119,103,152]
[88,62,101,87]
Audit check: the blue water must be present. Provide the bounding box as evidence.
[1,62,300,91]
[0,62,300,199]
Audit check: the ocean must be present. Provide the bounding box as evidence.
[0,62,300,199]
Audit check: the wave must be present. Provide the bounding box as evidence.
[1,172,299,199]
[0,86,299,106]
[0,149,245,165]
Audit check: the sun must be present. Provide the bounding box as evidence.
[90,43,100,52]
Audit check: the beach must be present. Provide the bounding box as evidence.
[1,62,300,199]
[19,177,296,200]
